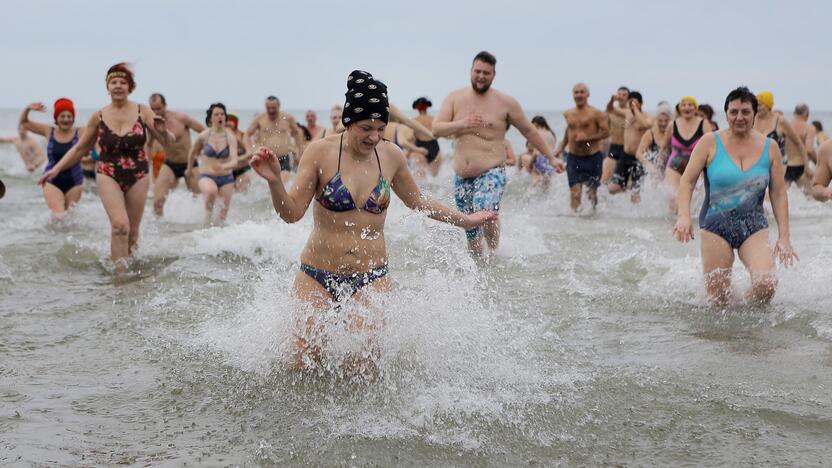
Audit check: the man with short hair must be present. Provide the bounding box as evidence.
[245,96,303,182]
[810,139,832,201]
[305,110,322,140]
[555,83,610,211]
[434,51,564,258]
[602,86,629,184]
[0,124,46,172]
[148,93,206,216]
[606,90,653,202]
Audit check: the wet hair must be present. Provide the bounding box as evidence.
[698,104,715,120]
[297,123,312,141]
[794,103,809,116]
[618,86,630,94]
[629,91,643,105]
[723,86,757,114]
[472,51,497,67]
[266,96,280,104]
[106,62,136,92]
[205,102,227,126]
[812,120,824,132]
[150,93,166,105]
[531,115,552,131]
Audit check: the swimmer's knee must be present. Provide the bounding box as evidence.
[111,220,130,238]
[608,184,623,194]
[750,274,777,304]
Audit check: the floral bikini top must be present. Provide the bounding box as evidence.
[316,134,390,214]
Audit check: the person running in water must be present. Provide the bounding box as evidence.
[412,97,443,177]
[606,90,653,202]
[39,63,172,273]
[673,87,797,305]
[0,124,46,172]
[250,70,497,372]
[433,51,563,258]
[245,96,304,183]
[753,91,808,187]
[554,83,610,211]
[21,98,85,218]
[663,96,708,211]
[187,103,239,224]
[147,93,206,217]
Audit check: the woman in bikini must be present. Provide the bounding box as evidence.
[250,71,496,372]
[21,98,85,218]
[187,103,239,224]
[39,63,170,272]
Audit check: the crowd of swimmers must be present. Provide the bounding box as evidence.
[2,53,831,373]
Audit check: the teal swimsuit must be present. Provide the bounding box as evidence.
[699,134,770,249]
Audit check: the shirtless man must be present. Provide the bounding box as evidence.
[810,140,832,201]
[148,93,206,216]
[789,103,817,187]
[305,110,323,140]
[434,51,564,258]
[555,83,610,211]
[0,125,46,172]
[606,90,653,202]
[602,86,629,184]
[245,96,303,183]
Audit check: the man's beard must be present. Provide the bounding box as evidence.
[471,79,491,95]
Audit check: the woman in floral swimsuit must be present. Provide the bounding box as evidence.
[40,63,171,272]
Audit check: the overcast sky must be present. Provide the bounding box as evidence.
[1,0,828,112]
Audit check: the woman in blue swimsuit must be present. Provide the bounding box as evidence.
[21,98,85,218]
[187,103,239,224]
[250,71,496,371]
[673,87,798,305]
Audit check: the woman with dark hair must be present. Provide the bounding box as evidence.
[21,98,86,217]
[697,104,719,131]
[673,86,796,305]
[250,70,496,372]
[39,63,171,272]
[187,103,239,224]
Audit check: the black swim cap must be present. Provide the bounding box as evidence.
[342,70,389,127]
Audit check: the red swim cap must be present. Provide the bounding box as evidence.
[53,97,75,121]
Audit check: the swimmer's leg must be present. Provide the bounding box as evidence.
[700,230,735,305]
[737,229,776,304]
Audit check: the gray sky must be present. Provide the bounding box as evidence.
[1,0,828,112]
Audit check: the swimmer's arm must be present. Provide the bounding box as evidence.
[768,143,791,240]
[0,136,15,144]
[141,105,174,146]
[606,95,626,118]
[389,104,434,141]
[504,141,517,166]
[632,107,652,130]
[432,95,463,138]
[587,110,611,142]
[19,105,51,137]
[781,119,808,167]
[264,144,318,223]
[635,130,652,166]
[187,132,204,171]
[677,133,713,220]
[390,148,476,229]
[555,127,569,156]
[244,115,260,149]
[810,141,832,201]
[805,126,818,164]
[234,135,253,167]
[183,114,207,134]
